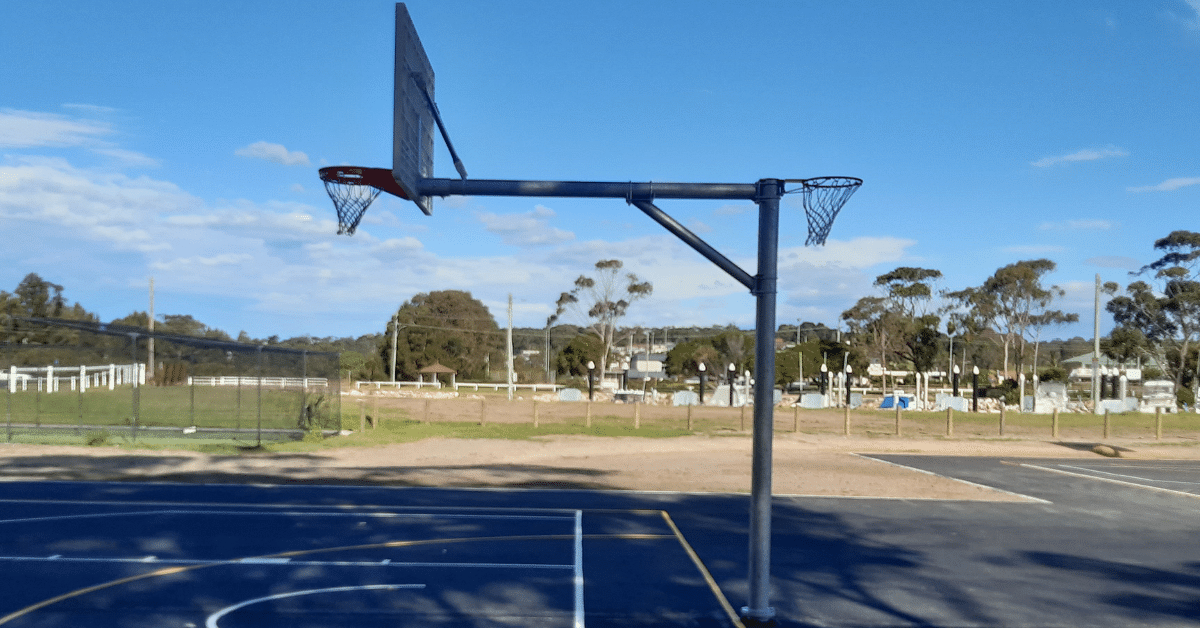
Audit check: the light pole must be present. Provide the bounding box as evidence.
[728,363,736,407]
[972,366,980,412]
[952,364,960,398]
[820,363,828,398]
[698,362,707,405]
[845,364,853,407]
[587,361,595,401]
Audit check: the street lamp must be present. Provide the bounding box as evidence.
[698,362,707,405]
[952,364,960,398]
[972,365,980,412]
[587,360,595,401]
[845,364,853,407]
[819,363,828,397]
[728,363,736,406]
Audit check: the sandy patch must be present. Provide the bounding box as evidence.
[3,433,1195,501]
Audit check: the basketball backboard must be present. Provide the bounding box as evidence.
[393,3,434,215]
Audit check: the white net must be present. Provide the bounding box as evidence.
[795,177,862,246]
[322,175,382,236]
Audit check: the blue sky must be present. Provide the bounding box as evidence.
[2,1,1198,341]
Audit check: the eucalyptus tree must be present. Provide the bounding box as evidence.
[553,259,653,384]
[842,267,942,386]
[945,259,1075,378]
[1105,230,1200,396]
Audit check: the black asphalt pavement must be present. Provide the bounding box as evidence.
[0,455,1197,627]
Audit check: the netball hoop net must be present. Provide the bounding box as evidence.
[784,176,863,245]
[318,166,410,235]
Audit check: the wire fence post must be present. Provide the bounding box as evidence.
[5,365,12,443]
[256,345,263,447]
[77,367,85,435]
[130,333,140,441]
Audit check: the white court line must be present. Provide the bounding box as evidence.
[0,554,573,570]
[1056,464,1200,486]
[206,583,425,628]
[853,454,1052,504]
[574,510,585,628]
[1019,463,1200,500]
[0,508,573,526]
[0,495,580,515]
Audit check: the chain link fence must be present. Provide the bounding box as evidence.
[3,318,341,446]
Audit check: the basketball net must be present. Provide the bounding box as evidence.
[789,177,862,246]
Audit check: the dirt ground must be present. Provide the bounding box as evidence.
[3,431,1197,502]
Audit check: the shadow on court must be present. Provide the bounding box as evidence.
[3,453,1200,627]
[0,454,621,490]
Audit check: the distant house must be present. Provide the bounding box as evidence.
[627,353,668,380]
[1062,352,1159,381]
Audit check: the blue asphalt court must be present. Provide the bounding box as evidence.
[0,454,1198,627]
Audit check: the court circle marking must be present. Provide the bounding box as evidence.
[205,584,425,628]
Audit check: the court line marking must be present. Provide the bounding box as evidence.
[1055,464,1200,486]
[0,508,574,526]
[1018,463,1200,500]
[205,583,425,628]
[0,531,672,625]
[574,510,585,628]
[853,454,1052,504]
[0,555,574,570]
[660,511,746,628]
[0,495,580,514]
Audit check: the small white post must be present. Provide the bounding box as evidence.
[108,364,116,390]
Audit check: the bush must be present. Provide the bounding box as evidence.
[1038,366,1068,382]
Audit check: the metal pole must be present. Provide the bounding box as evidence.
[5,366,11,443]
[699,364,706,405]
[587,361,595,401]
[391,313,399,382]
[256,346,263,447]
[130,333,139,441]
[744,179,781,624]
[1092,274,1101,413]
[729,363,736,406]
[972,366,980,413]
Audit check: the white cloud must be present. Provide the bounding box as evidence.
[1031,146,1128,167]
[151,253,253,271]
[92,148,161,168]
[1170,0,1200,30]
[0,108,113,148]
[1127,177,1200,192]
[234,141,310,166]
[478,204,574,247]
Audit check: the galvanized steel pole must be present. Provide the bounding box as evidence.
[744,179,781,624]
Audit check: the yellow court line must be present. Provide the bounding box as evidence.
[659,511,747,628]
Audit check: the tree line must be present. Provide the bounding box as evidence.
[5,230,1196,401]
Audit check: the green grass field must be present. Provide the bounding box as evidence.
[5,389,1199,453]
